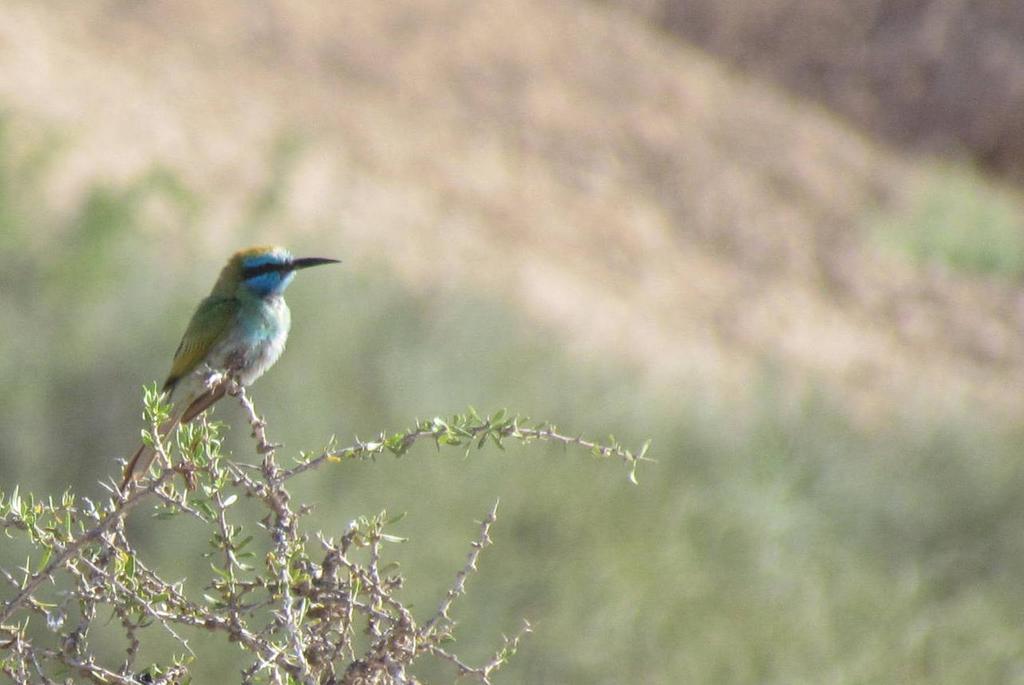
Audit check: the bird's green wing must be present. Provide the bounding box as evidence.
[163,296,239,393]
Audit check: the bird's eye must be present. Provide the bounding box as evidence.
[243,262,289,280]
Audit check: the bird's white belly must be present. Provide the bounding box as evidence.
[207,329,288,386]
[171,297,290,407]
[220,295,291,386]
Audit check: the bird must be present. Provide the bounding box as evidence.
[120,246,339,491]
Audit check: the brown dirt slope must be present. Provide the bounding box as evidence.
[1,0,1022,421]
[616,0,1024,178]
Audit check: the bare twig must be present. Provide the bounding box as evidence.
[421,500,499,639]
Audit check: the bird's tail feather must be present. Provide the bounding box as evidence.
[119,416,181,492]
[179,383,226,424]
[119,384,228,492]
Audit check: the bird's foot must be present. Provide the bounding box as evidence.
[198,365,230,392]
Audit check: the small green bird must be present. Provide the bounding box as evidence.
[120,246,339,491]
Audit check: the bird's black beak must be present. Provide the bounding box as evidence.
[290,257,341,271]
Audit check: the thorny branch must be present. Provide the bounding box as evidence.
[421,500,500,640]
[0,383,646,683]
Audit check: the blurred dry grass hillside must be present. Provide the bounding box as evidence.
[1,0,1023,425]
[4,2,1024,682]
[616,0,1024,178]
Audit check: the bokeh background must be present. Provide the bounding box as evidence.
[3,1,1024,682]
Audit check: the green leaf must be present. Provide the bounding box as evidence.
[385,511,407,525]
[35,548,52,573]
[121,552,136,579]
[196,500,215,519]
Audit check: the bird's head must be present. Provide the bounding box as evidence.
[213,246,340,298]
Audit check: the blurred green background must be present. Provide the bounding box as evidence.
[3,1,1024,682]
